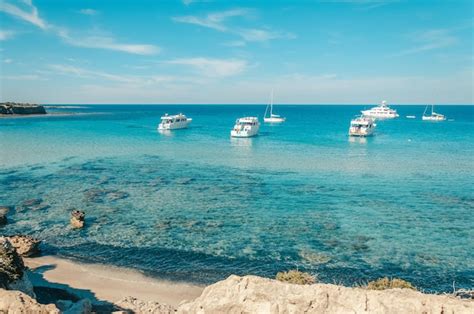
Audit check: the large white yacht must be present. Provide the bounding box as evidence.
[230,117,260,138]
[422,105,446,121]
[264,90,285,123]
[349,116,376,137]
[157,113,192,130]
[361,100,399,119]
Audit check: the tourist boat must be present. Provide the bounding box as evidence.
[422,105,446,121]
[349,116,376,137]
[230,117,260,138]
[264,90,285,123]
[361,100,399,119]
[157,113,192,130]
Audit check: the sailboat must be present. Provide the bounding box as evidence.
[422,105,446,121]
[264,90,285,123]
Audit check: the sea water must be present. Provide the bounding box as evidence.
[0,105,473,291]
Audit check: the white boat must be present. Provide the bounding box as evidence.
[231,117,260,138]
[349,116,376,137]
[264,90,285,123]
[361,100,399,119]
[406,115,416,119]
[422,105,446,121]
[157,113,192,130]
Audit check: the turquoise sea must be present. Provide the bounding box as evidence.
[1,105,473,292]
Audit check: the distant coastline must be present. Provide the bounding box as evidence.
[0,102,47,115]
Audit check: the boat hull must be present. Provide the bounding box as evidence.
[422,116,446,121]
[264,117,286,123]
[230,129,259,138]
[158,119,191,130]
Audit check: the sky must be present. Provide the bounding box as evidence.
[0,0,473,104]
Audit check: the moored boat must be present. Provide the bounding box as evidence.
[231,117,260,138]
[349,116,376,137]
[157,113,192,130]
[361,100,399,119]
[422,105,446,121]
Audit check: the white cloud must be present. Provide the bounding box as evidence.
[0,0,47,29]
[166,58,249,77]
[78,8,99,16]
[390,29,458,57]
[1,1,159,55]
[236,28,294,42]
[49,64,140,84]
[3,74,48,80]
[172,9,294,43]
[223,40,246,47]
[59,33,160,55]
[0,30,15,40]
[173,9,250,32]
[3,58,13,63]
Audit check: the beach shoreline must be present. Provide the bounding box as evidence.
[24,255,204,308]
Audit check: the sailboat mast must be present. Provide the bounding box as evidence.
[270,89,274,116]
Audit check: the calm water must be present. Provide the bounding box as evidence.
[1,105,473,291]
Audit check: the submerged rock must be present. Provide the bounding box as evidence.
[6,235,40,257]
[70,210,85,229]
[178,275,474,314]
[16,198,50,211]
[116,296,175,313]
[0,206,10,225]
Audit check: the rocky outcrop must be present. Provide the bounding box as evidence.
[178,275,474,314]
[6,235,41,257]
[70,210,85,229]
[116,296,175,313]
[0,102,47,115]
[0,237,35,297]
[0,289,59,313]
[0,206,10,225]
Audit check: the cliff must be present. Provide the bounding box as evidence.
[0,102,47,115]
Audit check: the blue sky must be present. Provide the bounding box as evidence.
[0,0,472,104]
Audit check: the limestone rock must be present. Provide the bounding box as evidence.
[0,237,25,288]
[7,235,41,257]
[71,210,85,229]
[116,296,176,313]
[0,102,47,115]
[0,288,59,313]
[0,206,10,225]
[178,275,474,314]
[0,237,35,297]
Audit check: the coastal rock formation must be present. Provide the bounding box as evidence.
[116,296,175,313]
[6,235,41,257]
[178,275,474,314]
[0,289,59,313]
[0,206,10,225]
[0,102,47,115]
[0,237,35,297]
[70,210,85,229]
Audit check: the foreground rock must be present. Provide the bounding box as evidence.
[70,210,85,229]
[7,235,41,257]
[0,237,35,297]
[116,296,175,313]
[0,102,47,115]
[178,275,474,314]
[0,289,59,313]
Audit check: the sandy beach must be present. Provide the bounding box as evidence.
[24,255,204,308]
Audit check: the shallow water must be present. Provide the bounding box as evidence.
[1,105,473,291]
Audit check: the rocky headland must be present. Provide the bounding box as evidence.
[0,102,47,115]
[0,236,473,313]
